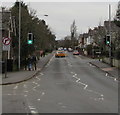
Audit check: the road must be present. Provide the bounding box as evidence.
[2,52,118,114]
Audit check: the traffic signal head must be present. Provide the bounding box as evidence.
[106,35,110,45]
[28,33,33,44]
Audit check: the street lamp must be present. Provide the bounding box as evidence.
[18,1,21,70]
[108,4,112,67]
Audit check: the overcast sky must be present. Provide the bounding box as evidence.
[1,1,119,40]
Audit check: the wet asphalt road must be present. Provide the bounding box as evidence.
[2,52,118,114]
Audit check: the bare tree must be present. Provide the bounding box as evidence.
[70,20,78,49]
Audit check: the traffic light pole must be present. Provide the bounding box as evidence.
[109,4,112,67]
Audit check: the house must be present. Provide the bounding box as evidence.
[87,28,94,45]
[83,33,88,47]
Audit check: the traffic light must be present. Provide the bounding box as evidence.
[27,33,33,44]
[106,35,111,45]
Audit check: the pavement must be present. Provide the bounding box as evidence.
[89,59,120,80]
[1,52,54,85]
[78,54,119,80]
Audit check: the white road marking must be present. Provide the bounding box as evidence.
[7,94,12,95]
[70,71,104,102]
[58,102,67,109]
[34,82,38,85]
[42,92,45,96]
[24,95,27,97]
[61,106,67,108]
[105,73,118,82]
[23,84,27,88]
[31,110,38,114]
[78,81,86,86]
[40,73,44,76]
[33,87,37,89]
[84,85,88,90]
[71,72,74,74]
[76,78,80,82]
[36,77,41,81]
[73,75,78,79]
[32,84,40,91]
[89,64,95,67]
[37,84,40,87]
[114,78,117,81]
[24,91,28,93]
[13,85,18,90]
[72,73,78,79]
[28,105,39,114]
[37,99,41,101]
[105,73,108,76]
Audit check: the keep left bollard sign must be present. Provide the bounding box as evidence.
[2,37,11,51]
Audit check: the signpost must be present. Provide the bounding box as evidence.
[2,37,11,78]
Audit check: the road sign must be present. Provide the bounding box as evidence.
[2,37,11,45]
[3,44,10,51]
[96,52,101,54]
[2,37,11,51]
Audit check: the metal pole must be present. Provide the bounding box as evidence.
[18,1,21,70]
[109,4,112,67]
[8,28,10,59]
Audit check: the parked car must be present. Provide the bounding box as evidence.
[55,51,66,58]
[68,48,73,52]
[73,50,80,55]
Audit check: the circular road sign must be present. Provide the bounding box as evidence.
[2,37,11,45]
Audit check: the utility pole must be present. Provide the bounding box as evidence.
[18,1,21,70]
[109,4,112,67]
[0,8,2,63]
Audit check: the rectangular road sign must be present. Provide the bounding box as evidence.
[3,44,10,51]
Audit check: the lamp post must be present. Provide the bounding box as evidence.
[18,1,21,70]
[108,4,112,67]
